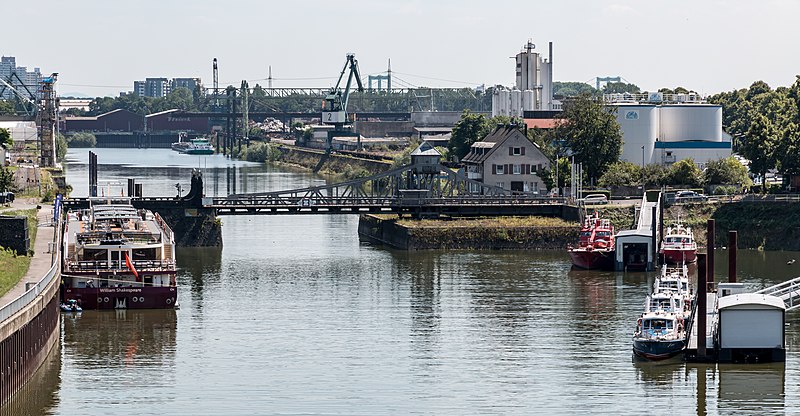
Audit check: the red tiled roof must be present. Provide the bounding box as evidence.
[524,119,559,129]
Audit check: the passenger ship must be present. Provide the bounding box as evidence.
[62,197,177,309]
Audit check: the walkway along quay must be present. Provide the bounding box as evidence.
[0,202,62,406]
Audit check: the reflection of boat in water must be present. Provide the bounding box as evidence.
[660,224,697,264]
[568,213,615,270]
[62,309,177,366]
[171,133,214,155]
[62,197,178,309]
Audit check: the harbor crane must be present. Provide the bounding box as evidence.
[321,53,364,149]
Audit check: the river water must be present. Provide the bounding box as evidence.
[4,148,800,415]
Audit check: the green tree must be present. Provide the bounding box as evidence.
[667,158,702,187]
[68,132,97,148]
[0,128,12,149]
[742,113,780,191]
[55,133,68,161]
[448,110,488,160]
[0,100,14,116]
[602,82,640,94]
[552,82,597,98]
[598,161,642,187]
[641,164,668,187]
[554,95,623,184]
[0,166,13,192]
[702,157,752,186]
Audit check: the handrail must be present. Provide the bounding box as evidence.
[0,209,62,324]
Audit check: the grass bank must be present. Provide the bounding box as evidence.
[0,208,38,297]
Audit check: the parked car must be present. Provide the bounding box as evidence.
[674,190,707,203]
[581,194,609,205]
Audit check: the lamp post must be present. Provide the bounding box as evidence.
[641,145,645,167]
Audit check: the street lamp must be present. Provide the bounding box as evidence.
[641,145,645,167]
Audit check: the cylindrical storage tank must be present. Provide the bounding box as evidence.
[510,90,522,117]
[540,62,551,109]
[659,105,723,142]
[522,90,535,112]
[498,90,510,116]
[614,104,658,166]
[492,91,501,117]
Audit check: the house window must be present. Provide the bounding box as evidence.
[495,164,505,175]
[497,182,505,188]
[509,147,525,156]
[513,164,521,174]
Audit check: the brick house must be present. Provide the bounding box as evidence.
[461,125,551,194]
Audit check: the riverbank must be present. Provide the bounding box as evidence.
[359,201,800,251]
[272,145,392,179]
[359,214,578,250]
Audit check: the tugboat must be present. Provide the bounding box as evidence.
[660,224,697,264]
[62,196,178,309]
[568,212,615,270]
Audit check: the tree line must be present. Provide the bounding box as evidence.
[708,77,800,190]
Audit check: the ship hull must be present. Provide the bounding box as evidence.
[184,149,214,155]
[64,286,177,310]
[632,338,686,360]
[569,249,615,270]
[661,249,697,264]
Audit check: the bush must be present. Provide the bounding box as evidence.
[713,185,737,195]
[67,132,96,147]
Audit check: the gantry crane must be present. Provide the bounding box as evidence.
[322,53,364,149]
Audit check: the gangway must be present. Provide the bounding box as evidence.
[756,277,800,310]
[614,192,662,271]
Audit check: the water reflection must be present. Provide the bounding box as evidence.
[0,340,60,416]
[717,363,785,413]
[62,309,177,367]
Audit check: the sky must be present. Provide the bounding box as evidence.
[5,0,800,98]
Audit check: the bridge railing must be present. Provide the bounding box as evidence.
[209,195,568,208]
[0,210,62,324]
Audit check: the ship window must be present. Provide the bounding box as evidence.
[133,248,157,260]
[580,231,592,237]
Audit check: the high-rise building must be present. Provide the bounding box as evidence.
[171,77,201,94]
[0,56,42,100]
[132,77,202,97]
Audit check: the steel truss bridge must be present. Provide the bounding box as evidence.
[207,162,566,216]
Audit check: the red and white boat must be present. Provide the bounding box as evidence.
[62,197,178,310]
[568,213,615,270]
[659,224,697,264]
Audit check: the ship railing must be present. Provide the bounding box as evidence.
[76,232,161,244]
[65,259,176,272]
[756,276,800,311]
[153,212,175,243]
[0,207,63,324]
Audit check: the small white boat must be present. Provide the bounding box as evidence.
[60,299,83,312]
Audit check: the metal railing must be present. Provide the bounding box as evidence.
[756,277,800,311]
[0,212,62,324]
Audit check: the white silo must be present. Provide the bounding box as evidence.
[613,104,659,166]
[510,89,522,117]
[522,90,535,112]
[492,90,501,117]
[498,90,511,116]
[659,105,723,142]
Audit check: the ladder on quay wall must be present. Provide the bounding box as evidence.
[756,277,800,310]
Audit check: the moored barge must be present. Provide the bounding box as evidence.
[62,197,177,309]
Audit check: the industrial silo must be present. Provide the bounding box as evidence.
[659,105,723,142]
[510,89,522,117]
[522,90,535,112]
[613,104,658,166]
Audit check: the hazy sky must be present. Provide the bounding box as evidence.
[5,0,800,97]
